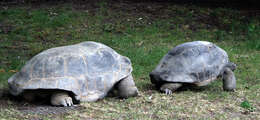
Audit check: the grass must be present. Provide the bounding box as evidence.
[0,0,260,119]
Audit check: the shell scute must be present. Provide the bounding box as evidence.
[44,57,65,78]
[151,41,230,85]
[66,56,87,77]
[8,41,133,102]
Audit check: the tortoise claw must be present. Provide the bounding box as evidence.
[60,96,73,107]
[61,100,67,107]
[51,92,73,107]
[164,88,172,95]
[65,97,73,106]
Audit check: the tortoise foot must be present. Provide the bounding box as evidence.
[160,83,182,95]
[161,88,173,95]
[51,92,73,107]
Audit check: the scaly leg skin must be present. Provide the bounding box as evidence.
[160,83,182,95]
[117,74,139,98]
[51,92,73,107]
[223,67,236,91]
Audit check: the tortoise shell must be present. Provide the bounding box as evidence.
[150,41,230,86]
[8,41,132,101]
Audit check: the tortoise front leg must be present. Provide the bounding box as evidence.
[223,67,236,91]
[160,83,182,95]
[51,91,73,107]
[117,74,139,98]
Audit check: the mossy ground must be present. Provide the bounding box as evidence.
[0,0,259,119]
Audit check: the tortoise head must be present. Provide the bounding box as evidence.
[149,72,165,89]
[226,62,237,71]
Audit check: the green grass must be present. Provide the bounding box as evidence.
[0,1,260,119]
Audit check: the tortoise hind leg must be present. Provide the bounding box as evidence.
[117,74,139,98]
[160,83,182,95]
[223,67,236,91]
[50,91,73,107]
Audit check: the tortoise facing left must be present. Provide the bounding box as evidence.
[150,41,236,94]
[8,41,138,106]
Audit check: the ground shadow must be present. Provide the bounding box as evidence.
[0,88,85,115]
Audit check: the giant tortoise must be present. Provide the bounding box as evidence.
[150,41,236,94]
[8,41,138,106]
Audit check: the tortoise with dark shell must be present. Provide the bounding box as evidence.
[150,41,236,94]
